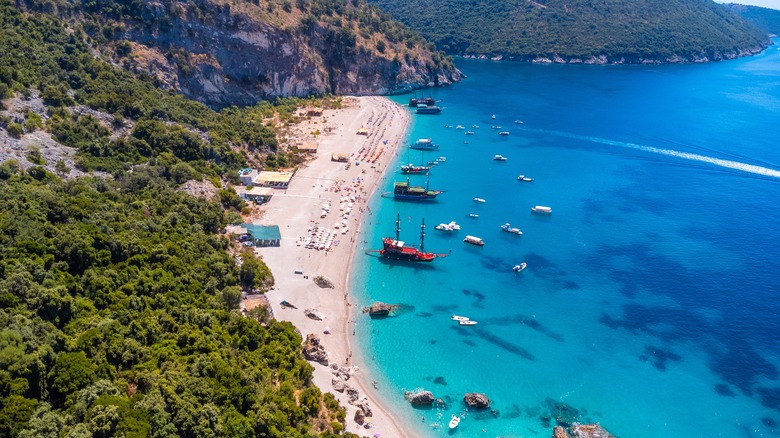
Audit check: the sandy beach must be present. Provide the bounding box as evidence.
[252,96,410,437]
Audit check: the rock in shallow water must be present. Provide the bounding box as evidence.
[464,392,491,409]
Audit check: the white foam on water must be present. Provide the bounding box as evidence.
[532,129,780,179]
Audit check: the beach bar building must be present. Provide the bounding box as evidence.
[244,224,282,247]
[235,186,274,203]
[299,142,319,153]
[253,170,295,189]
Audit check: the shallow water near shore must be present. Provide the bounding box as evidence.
[352,41,780,437]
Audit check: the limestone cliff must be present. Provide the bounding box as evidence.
[73,0,462,108]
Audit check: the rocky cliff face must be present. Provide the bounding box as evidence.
[110,1,462,108]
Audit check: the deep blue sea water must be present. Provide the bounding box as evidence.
[351,41,780,437]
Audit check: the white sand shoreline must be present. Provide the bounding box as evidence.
[252,96,410,437]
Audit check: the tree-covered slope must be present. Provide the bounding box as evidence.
[0,3,365,436]
[367,0,771,63]
[0,169,361,437]
[726,4,780,35]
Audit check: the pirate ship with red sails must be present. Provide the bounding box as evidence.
[366,214,449,262]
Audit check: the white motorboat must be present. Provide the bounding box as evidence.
[435,223,454,231]
[449,414,461,429]
[464,235,485,246]
[456,125,465,130]
[451,315,470,321]
[493,155,508,161]
[499,131,510,136]
[501,223,522,235]
[531,205,553,214]
[473,197,486,203]
[465,131,475,135]
[469,213,479,218]
[491,114,496,120]
[459,320,478,326]
[514,120,524,124]
[472,124,480,128]
[517,175,534,182]
[513,263,527,273]
[437,156,447,162]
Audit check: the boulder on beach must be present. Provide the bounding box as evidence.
[464,392,491,409]
[404,389,435,405]
[356,400,373,417]
[304,308,324,320]
[354,408,365,424]
[362,302,399,316]
[313,276,334,288]
[302,334,329,365]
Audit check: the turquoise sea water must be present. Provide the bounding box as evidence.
[352,41,780,437]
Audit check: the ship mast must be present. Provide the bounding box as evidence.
[420,218,426,253]
[395,213,401,242]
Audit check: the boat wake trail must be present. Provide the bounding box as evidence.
[527,129,780,179]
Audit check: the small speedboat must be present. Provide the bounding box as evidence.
[456,125,465,130]
[517,175,534,182]
[513,263,527,273]
[469,214,479,218]
[465,131,475,135]
[473,197,486,203]
[437,156,447,162]
[501,223,522,235]
[491,114,496,120]
[493,155,508,161]
[514,120,524,125]
[452,315,470,321]
[459,320,478,326]
[499,131,510,136]
[472,124,480,128]
[449,414,461,429]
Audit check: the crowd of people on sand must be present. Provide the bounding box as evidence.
[355,99,401,166]
[265,98,408,437]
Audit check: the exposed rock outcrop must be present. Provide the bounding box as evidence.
[362,302,400,316]
[302,334,328,365]
[571,424,615,438]
[553,423,616,438]
[99,1,462,108]
[464,392,490,409]
[404,389,434,406]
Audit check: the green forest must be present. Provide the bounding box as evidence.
[367,0,770,61]
[0,1,366,436]
[0,169,358,437]
[726,3,780,35]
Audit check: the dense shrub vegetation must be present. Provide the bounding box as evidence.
[0,168,356,437]
[367,0,770,61]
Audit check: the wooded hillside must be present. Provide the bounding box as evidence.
[368,0,770,63]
